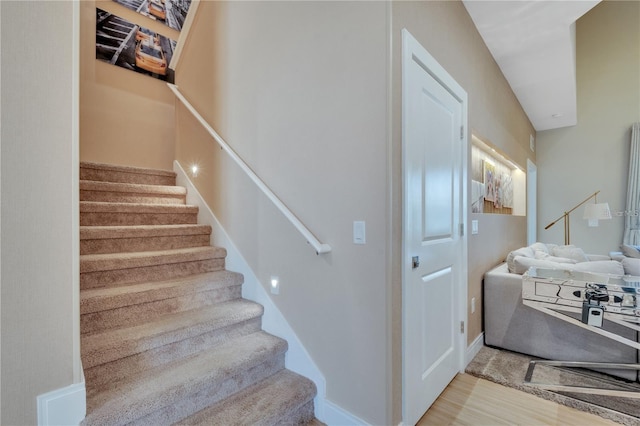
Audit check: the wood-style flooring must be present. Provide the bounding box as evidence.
[417,373,619,425]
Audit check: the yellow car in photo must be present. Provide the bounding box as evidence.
[148,1,166,21]
[135,27,156,43]
[135,39,167,76]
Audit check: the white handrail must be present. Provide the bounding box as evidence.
[167,83,331,255]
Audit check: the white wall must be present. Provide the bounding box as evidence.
[1,2,79,424]
[537,1,640,254]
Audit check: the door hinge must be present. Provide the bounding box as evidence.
[460,223,464,236]
[460,126,464,140]
[460,321,465,333]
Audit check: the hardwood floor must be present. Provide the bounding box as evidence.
[417,373,619,425]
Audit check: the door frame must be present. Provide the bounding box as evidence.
[527,159,537,245]
[401,28,469,423]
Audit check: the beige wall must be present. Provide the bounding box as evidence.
[175,1,534,424]
[79,0,176,170]
[175,1,390,424]
[1,2,79,424]
[537,1,640,255]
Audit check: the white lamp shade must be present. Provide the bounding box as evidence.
[584,203,612,227]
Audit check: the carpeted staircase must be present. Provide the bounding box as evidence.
[79,161,318,425]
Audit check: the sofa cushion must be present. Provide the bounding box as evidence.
[534,250,577,264]
[512,256,624,276]
[512,256,569,275]
[552,245,589,263]
[571,260,624,275]
[506,247,535,273]
[621,244,640,259]
[622,257,640,276]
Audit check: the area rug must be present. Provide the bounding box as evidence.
[466,346,640,425]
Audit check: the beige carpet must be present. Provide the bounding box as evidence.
[466,346,640,425]
[79,161,318,425]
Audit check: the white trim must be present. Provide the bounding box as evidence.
[465,333,485,366]
[175,161,361,424]
[71,0,82,385]
[37,382,86,426]
[527,159,537,246]
[321,399,370,426]
[168,0,200,70]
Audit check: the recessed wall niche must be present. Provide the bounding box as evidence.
[471,135,526,216]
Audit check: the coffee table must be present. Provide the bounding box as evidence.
[521,267,640,397]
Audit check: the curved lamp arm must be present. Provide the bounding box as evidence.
[544,191,600,245]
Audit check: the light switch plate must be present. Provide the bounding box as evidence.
[471,220,478,235]
[353,221,366,244]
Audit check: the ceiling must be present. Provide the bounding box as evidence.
[462,0,601,131]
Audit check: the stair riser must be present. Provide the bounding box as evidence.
[80,212,198,226]
[80,167,176,186]
[84,319,263,395]
[81,285,242,334]
[80,190,186,205]
[81,234,211,255]
[81,259,225,289]
[284,400,316,426]
[80,271,243,314]
[132,355,286,426]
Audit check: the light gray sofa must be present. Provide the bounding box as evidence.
[484,242,639,380]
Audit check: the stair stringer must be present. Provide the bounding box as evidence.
[173,160,341,422]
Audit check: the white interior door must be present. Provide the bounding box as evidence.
[402,29,467,426]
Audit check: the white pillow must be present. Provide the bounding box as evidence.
[571,260,624,276]
[512,256,572,275]
[621,244,640,259]
[529,242,550,254]
[552,245,589,263]
[506,247,535,273]
[534,250,577,264]
[622,257,640,276]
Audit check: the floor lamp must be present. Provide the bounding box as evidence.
[544,190,612,245]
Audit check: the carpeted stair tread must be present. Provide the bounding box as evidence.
[81,270,242,315]
[80,180,187,196]
[80,180,187,204]
[82,298,264,369]
[80,201,198,214]
[80,224,211,240]
[83,331,288,426]
[80,246,226,273]
[80,224,212,255]
[80,202,199,226]
[80,161,176,186]
[178,369,317,425]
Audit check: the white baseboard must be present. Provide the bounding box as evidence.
[175,161,363,425]
[465,332,485,366]
[320,399,370,426]
[37,381,86,426]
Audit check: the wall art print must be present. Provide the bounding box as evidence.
[112,0,193,32]
[482,160,514,209]
[96,8,176,82]
[483,161,496,203]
